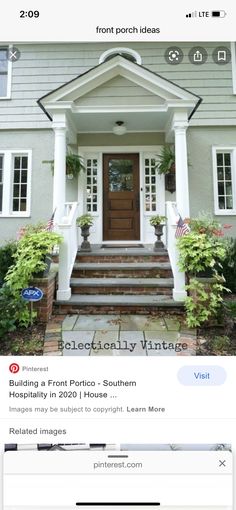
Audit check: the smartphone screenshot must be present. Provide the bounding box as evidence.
[0,1,236,509]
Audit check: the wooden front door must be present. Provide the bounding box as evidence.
[103,154,140,241]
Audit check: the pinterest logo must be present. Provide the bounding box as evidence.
[9,363,20,374]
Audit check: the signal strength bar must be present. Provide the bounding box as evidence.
[186,11,198,17]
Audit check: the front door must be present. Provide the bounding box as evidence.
[103,154,140,241]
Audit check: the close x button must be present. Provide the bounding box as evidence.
[219,460,226,467]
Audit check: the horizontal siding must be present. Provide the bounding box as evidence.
[75,77,165,107]
[77,95,164,107]
[0,42,235,128]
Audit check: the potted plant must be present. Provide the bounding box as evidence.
[149,215,167,251]
[43,154,85,179]
[76,214,94,252]
[155,145,176,193]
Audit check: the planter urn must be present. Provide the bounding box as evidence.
[153,224,165,251]
[80,225,92,252]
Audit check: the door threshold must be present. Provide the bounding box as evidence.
[102,241,142,245]
[102,243,144,248]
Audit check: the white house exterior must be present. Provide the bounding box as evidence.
[1,42,236,303]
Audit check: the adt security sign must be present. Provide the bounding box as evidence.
[21,287,43,301]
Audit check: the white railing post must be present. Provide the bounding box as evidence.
[166,201,187,301]
[57,202,79,301]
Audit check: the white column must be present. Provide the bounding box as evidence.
[166,114,190,301]
[53,124,66,224]
[173,119,190,219]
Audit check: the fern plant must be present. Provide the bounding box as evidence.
[155,146,175,174]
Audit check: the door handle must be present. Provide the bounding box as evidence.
[135,193,140,211]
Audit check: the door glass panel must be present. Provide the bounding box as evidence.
[108,159,134,191]
[144,156,158,212]
[86,157,98,212]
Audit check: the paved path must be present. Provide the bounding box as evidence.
[60,314,197,356]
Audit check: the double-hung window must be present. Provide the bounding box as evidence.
[0,47,11,98]
[0,155,3,213]
[0,150,32,217]
[213,147,236,215]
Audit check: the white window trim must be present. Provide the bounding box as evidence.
[0,149,32,217]
[231,42,236,94]
[0,45,12,99]
[99,47,142,65]
[212,146,236,215]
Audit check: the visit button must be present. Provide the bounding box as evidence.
[177,366,227,386]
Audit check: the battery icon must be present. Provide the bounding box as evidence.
[211,10,226,17]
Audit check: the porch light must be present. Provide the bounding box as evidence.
[113,121,127,135]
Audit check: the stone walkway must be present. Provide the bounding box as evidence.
[44,314,197,356]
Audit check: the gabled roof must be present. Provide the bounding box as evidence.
[38,55,202,121]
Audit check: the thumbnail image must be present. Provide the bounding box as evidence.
[0,42,236,357]
[4,443,232,451]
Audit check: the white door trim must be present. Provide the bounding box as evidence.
[78,145,164,244]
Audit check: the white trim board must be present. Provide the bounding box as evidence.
[231,42,236,95]
[0,149,32,218]
[99,47,142,65]
[40,55,199,106]
[78,145,162,153]
[0,44,12,100]
[78,146,165,244]
[212,145,236,216]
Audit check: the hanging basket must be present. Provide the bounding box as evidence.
[165,165,176,193]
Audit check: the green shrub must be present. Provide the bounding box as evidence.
[223,300,236,320]
[185,277,228,328]
[3,230,62,329]
[177,232,227,275]
[221,238,236,293]
[5,230,62,294]
[0,285,29,339]
[0,241,17,287]
[209,335,231,352]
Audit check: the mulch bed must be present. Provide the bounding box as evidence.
[0,322,45,355]
[197,327,236,355]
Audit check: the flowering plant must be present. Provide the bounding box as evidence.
[188,213,231,237]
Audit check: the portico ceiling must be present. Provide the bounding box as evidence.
[68,111,169,133]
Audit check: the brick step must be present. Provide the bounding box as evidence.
[70,277,173,296]
[72,262,172,279]
[54,294,185,315]
[76,250,169,264]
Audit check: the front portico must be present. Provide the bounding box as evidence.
[38,55,201,302]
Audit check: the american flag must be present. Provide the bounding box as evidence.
[45,210,56,231]
[175,215,190,238]
[16,226,27,240]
